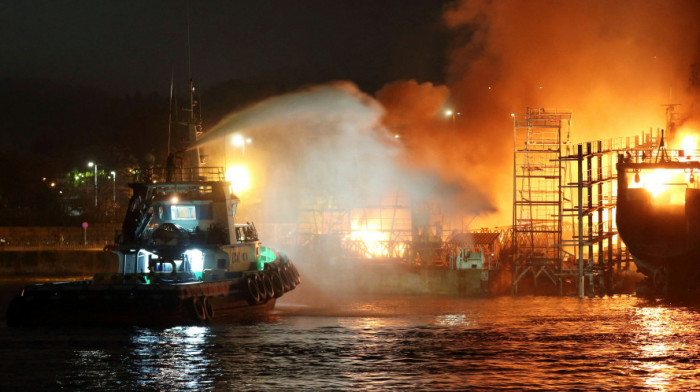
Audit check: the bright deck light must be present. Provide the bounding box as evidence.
[184,249,204,272]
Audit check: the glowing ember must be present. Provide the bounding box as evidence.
[225,165,251,194]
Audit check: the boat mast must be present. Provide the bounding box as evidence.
[184,0,203,169]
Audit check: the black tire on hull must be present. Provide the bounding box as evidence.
[285,267,297,290]
[289,263,301,285]
[261,273,274,300]
[244,275,262,305]
[203,296,214,320]
[280,267,293,291]
[193,296,206,321]
[255,273,268,301]
[270,272,285,298]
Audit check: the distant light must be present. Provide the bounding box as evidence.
[394,134,400,139]
[59,191,63,194]
[488,86,492,90]
[510,113,515,117]
[538,86,543,89]
[50,182,56,187]
[42,177,46,181]
[245,138,252,144]
[110,171,116,176]
[88,162,94,168]
[444,109,453,117]
[171,195,179,204]
[232,135,244,146]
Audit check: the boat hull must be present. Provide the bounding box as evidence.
[6,265,300,327]
[616,164,700,294]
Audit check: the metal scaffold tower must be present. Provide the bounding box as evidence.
[512,108,572,294]
[561,140,625,298]
[512,108,648,297]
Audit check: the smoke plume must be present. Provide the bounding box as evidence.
[194,82,492,229]
[378,0,700,226]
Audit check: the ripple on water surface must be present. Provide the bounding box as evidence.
[2,295,700,391]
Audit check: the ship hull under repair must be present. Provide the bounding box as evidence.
[616,157,700,295]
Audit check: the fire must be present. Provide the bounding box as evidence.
[225,165,251,194]
[637,169,674,198]
[629,169,692,204]
[625,132,700,204]
[680,135,699,155]
[346,221,406,259]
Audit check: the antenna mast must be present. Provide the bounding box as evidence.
[184,0,202,167]
[167,68,174,156]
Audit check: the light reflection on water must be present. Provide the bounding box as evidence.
[2,295,700,391]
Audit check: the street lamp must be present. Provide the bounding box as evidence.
[444,109,460,129]
[88,161,98,207]
[110,171,116,202]
[232,134,252,157]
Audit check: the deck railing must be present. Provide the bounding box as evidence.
[131,167,225,183]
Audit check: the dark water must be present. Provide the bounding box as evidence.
[2,294,700,391]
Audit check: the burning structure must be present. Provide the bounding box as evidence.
[512,108,639,297]
[616,125,700,296]
[512,103,700,298]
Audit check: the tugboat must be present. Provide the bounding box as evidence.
[6,78,301,326]
[5,164,300,326]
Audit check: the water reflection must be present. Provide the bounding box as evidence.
[631,305,696,391]
[4,296,700,391]
[129,326,216,391]
[434,313,472,327]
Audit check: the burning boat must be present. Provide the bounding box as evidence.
[616,132,700,295]
[6,165,300,326]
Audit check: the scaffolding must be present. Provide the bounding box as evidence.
[513,108,659,297]
[561,140,623,297]
[512,108,573,294]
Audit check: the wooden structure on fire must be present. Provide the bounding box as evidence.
[296,190,414,260]
[512,108,638,297]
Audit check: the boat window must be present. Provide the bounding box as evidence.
[158,206,164,220]
[171,205,197,220]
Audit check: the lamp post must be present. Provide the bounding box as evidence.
[444,109,460,129]
[110,171,116,202]
[88,162,98,207]
[232,135,252,157]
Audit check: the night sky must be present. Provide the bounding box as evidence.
[1,0,451,95]
[0,0,454,224]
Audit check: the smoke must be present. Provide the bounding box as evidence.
[195,82,492,228]
[376,0,700,227]
[444,0,700,134]
[377,79,498,218]
[194,82,388,222]
[192,82,500,301]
